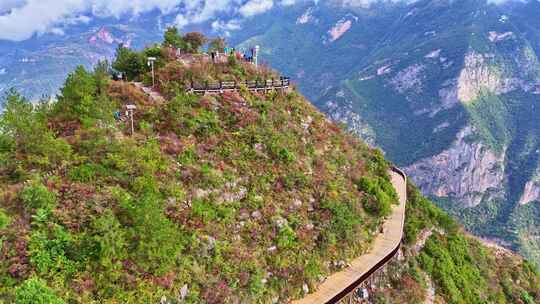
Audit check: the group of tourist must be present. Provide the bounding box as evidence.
[210,46,258,64]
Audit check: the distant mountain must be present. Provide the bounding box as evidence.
[0,12,167,100]
[2,0,540,268]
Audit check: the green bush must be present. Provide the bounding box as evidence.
[112,46,144,81]
[276,225,297,249]
[20,182,56,210]
[15,277,65,304]
[67,163,97,183]
[163,27,186,49]
[55,66,98,121]
[0,91,72,169]
[357,176,397,217]
[91,209,127,269]
[321,200,362,241]
[0,208,11,230]
[119,193,184,275]
[28,225,78,276]
[418,234,487,304]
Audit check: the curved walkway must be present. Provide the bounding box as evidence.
[293,167,407,304]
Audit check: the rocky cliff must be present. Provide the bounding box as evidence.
[405,126,505,207]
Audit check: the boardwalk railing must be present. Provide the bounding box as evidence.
[293,166,407,304]
[187,77,290,94]
[331,166,407,304]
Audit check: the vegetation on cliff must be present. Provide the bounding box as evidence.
[373,184,540,304]
[0,33,397,303]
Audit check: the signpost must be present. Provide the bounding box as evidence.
[126,104,137,135]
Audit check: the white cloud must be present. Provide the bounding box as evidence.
[212,19,242,31]
[0,0,185,41]
[211,19,242,36]
[239,0,274,17]
[280,0,297,5]
[174,0,240,28]
[0,0,288,41]
[0,0,525,42]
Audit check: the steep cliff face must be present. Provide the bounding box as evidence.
[228,0,540,267]
[457,51,502,103]
[405,126,505,207]
[519,179,540,205]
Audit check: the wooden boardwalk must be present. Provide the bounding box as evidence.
[292,167,407,304]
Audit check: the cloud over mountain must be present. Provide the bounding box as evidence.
[0,0,285,42]
[0,0,524,42]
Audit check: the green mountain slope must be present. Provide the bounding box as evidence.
[1,34,540,303]
[0,42,399,302]
[374,184,540,304]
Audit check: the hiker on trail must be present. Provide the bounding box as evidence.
[211,51,216,63]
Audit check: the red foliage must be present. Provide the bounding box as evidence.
[202,280,231,304]
[73,275,96,294]
[159,132,183,155]
[152,271,176,289]
[3,217,31,279]
[54,183,103,231]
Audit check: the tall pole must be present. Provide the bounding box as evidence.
[130,110,134,135]
[254,45,260,68]
[151,61,155,88]
[147,57,157,88]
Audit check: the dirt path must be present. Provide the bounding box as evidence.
[132,82,166,103]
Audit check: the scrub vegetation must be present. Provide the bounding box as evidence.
[373,184,540,304]
[0,32,397,303]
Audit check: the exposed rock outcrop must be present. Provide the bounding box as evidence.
[405,126,505,207]
[519,180,540,205]
[390,64,425,94]
[457,51,502,103]
[327,19,352,42]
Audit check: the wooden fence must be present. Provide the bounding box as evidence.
[187,77,290,94]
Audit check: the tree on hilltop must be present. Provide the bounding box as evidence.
[163,26,185,49]
[112,44,144,81]
[208,37,226,52]
[183,32,207,53]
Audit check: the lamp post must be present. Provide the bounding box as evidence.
[254,45,260,68]
[126,104,137,135]
[147,57,156,88]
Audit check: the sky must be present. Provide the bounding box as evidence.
[0,0,524,41]
[0,0,289,41]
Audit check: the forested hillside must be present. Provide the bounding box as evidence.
[0,31,539,303]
